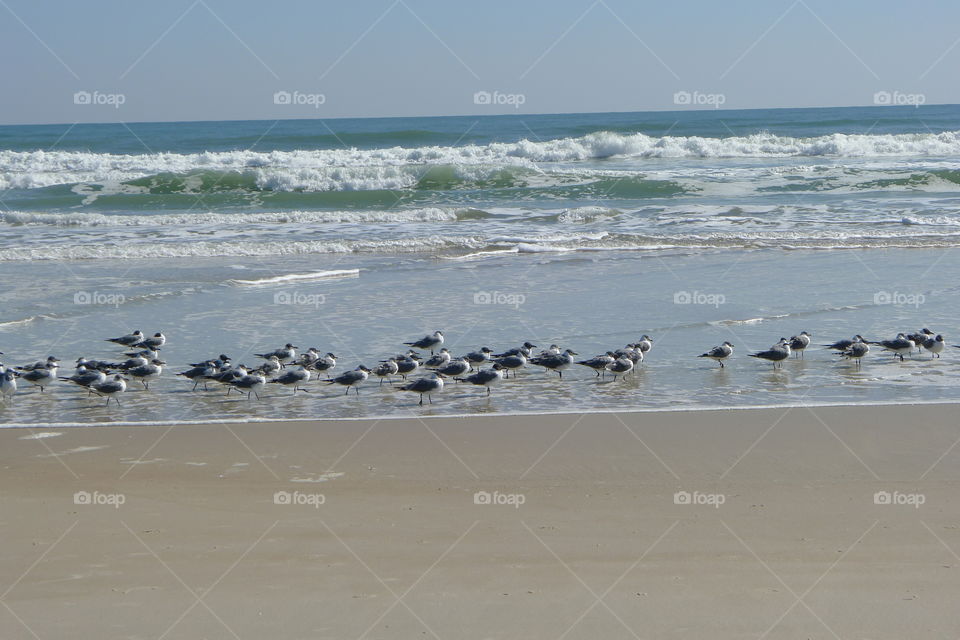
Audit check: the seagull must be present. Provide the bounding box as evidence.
[177,361,218,391]
[495,342,537,359]
[698,342,734,368]
[635,335,654,355]
[124,347,160,361]
[457,363,505,395]
[297,348,321,367]
[529,349,578,378]
[614,344,644,365]
[128,358,165,390]
[76,357,114,372]
[399,372,444,405]
[1,370,17,402]
[372,358,399,386]
[20,361,58,392]
[255,343,297,365]
[134,332,166,350]
[822,335,865,352]
[327,366,370,395]
[309,353,338,375]
[269,366,311,394]
[465,347,494,370]
[16,356,60,372]
[405,331,444,355]
[59,365,107,389]
[576,352,616,377]
[495,353,526,378]
[424,348,451,369]
[112,354,149,371]
[436,357,470,378]
[868,334,915,361]
[257,355,282,377]
[537,344,562,356]
[207,365,249,394]
[789,331,811,358]
[604,357,634,380]
[839,339,870,368]
[230,372,266,400]
[92,374,127,406]
[748,338,791,368]
[395,353,421,380]
[106,330,143,347]
[907,329,933,353]
[190,354,230,368]
[921,334,945,358]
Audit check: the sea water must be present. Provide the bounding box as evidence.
[2,105,959,424]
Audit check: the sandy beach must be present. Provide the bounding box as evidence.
[2,403,958,639]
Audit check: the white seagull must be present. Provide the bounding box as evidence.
[327,366,371,396]
[256,343,298,365]
[698,342,734,368]
[269,366,311,394]
[20,361,58,392]
[404,331,444,355]
[457,363,505,396]
[748,338,791,368]
[92,374,127,406]
[399,372,444,405]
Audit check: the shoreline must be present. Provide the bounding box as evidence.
[2,397,960,429]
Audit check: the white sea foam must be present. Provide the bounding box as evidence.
[557,206,622,223]
[1,208,462,227]
[515,243,575,253]
[0,236,490,261]
[900,214,960,226]
[4,130,960,192]
[229,269,360,286]
[3,229,960,262]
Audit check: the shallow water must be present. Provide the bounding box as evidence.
[1,246,957,426]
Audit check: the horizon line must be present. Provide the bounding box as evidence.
[1,102,956,129]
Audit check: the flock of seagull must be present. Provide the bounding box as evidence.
[0,327,952,408]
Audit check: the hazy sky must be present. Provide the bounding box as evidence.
[2,0,957,124]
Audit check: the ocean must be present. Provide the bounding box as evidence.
[2,104,960,425]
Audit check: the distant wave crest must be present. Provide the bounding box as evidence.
[4,130,960,192]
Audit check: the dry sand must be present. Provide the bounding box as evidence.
[1,404,959,639]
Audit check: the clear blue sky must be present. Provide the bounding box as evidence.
[2,0,957,124]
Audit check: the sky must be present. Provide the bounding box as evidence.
[1,0,958,125]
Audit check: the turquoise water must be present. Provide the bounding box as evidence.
[1,105,959,424]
